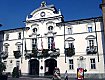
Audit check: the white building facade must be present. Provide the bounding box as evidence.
[0,1,105,78]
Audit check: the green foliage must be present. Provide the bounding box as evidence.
[0,62,6,75]
[12,66,21,78]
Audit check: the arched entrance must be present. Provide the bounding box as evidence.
[45,59,57,75]
[29,59,39,75]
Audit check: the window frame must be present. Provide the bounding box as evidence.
[90,58,96,69]
[88,27,92,32]
[69,59,74,70]
[4,46,8,52]
[5,34,9,40]
[33,28,37,33]
[32,38,37,50]
[48,37,54,49]
[4,61,7,67]
[18,32,21,39]
[48,26,53,32]
[68,27,72,34]
[17,45,21,51]
[16,61,20,67]
[89,40,94,48]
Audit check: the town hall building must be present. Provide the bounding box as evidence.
[0,1,105,78]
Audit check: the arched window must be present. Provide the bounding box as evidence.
[65,37,75,48]
[86,35,97,54]
[48,26,53,31]
[86,35,96,47]
[65,37,75,57]
[33,28,37,33]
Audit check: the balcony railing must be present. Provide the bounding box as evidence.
[65,48,75,57]
[24,48,60,59]
[24,49,38,59]
[0,51,8,60]
[48,48,60,57]
[42,49,49,57]
[13,51,21,59]
[86,46,97,54]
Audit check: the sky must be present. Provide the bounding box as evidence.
[0,0,102,30]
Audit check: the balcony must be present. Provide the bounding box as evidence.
[37,50,43,58]
[24,48,60,59]
[86,46,97,54]
[42,49,49,57]
[65,48,75,57]
[48,48,60,57]
[13,51,21,59]
[24,49,38,59]
[32,49,38,57]
[0,51,8,60]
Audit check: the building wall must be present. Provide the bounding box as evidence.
[0,1,105,78]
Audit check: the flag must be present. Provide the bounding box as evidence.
[25,39,27,52]
[41,35,43,51]
[51,40,55,49]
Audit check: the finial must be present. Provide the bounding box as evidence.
[59,9,61,15]
[41,1,46,7]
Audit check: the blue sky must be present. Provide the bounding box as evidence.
[0,0,102,30]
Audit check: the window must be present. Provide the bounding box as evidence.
[32,38,37,50]
[32,38,37,44]
[17,45,21,51]
[18,32,21,39]
[5,46,8,52]
[33,28,37,33]
[68,43,74,48]
[88,27,92,32]
[6,34,9,40]
[68,27,72,34]
[89,40,94,48]
[69,59,74,70]
[90,58,96,69]
[48,26,53,31]
[4,61,7,67]
[48,37,55,49]
[16,61,20,67]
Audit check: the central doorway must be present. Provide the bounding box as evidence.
[29,59,39,75]
[45,59,57,75]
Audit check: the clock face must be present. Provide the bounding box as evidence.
[40,12,45,17]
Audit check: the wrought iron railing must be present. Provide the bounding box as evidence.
[24,48,60,59]
[86,46,97,54]
[1,51,8,60]
[13,51,21,59]
[65,48,75,57]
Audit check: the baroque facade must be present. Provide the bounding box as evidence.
[0,1,105,78]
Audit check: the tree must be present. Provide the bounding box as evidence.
[0,62,6,75]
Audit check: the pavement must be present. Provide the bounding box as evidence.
[8,76,51,80]
[7,76,105,80]
[8,77,105,80]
